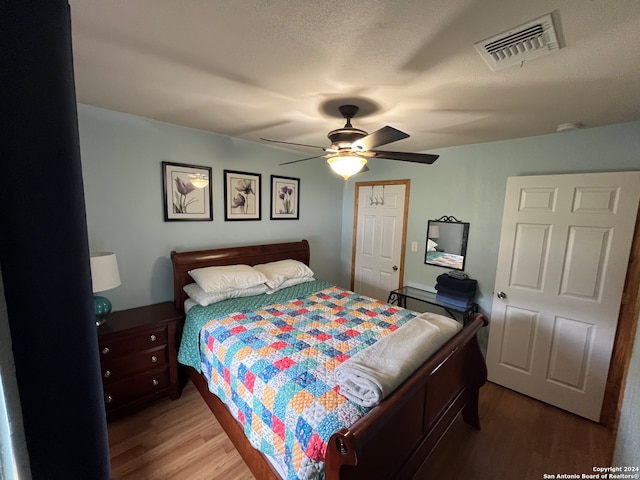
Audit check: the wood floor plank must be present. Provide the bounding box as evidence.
[416,382,614,479]
[109,381,254,479]
[109,381,614,479]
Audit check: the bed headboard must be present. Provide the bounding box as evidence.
[170,239,310,310]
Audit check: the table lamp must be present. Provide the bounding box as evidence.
[90,252,121,326]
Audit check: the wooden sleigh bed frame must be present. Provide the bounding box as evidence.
[171,239,489,480]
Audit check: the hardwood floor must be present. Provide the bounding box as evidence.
[108,381,253,480]
[416,383,614,479]
[108,381,614,479]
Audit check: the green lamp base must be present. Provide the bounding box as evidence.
[94,295,112,327]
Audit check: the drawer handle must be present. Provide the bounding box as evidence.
[152,379,159,386]
[102,347,110,355]
[150,334,157,342]
[106,395,113,404]
[151,355,158,363]
[103,370,111,378]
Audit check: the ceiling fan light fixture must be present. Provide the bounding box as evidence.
[327,154,367,180]
[189,174,209,188]
[269,104,435,176]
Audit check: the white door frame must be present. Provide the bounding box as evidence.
[350,179,411,292]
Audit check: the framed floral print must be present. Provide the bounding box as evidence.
[162,161,212,221]
[224,170,261,221]
[270,175,299,220]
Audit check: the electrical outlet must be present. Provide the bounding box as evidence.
[411,241,418,252]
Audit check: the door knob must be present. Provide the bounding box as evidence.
[392,265,398,271]
[497,291,506,299]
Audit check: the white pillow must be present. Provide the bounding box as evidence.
[427,239,438,252]
[253,259,314,289]
[188,264,268,293]
[183,283,268,306]
[184,298,198,313]
[265,276,315,294]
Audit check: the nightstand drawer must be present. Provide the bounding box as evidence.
[103,368,170,411]
[101,346,168,383]
[99,325,167,357]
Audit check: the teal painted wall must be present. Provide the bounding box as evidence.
[79,107,640,313]
[341,121,640,359]
[78,105,345,310]
[340,121,640,313]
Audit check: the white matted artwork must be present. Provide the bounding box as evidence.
[224,170,261,221]
[161,161,212,221]
[270,175,299,220]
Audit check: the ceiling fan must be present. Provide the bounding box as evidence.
[261,105,439,180]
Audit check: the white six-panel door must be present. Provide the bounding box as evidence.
[352,182,408,302]
[487,172,640,421]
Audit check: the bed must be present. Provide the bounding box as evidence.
[171,239,488,480]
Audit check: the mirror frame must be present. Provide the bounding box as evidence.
[424,215,470,271]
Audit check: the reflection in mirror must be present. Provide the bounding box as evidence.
[425,216,470,271]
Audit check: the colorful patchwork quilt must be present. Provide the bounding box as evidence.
[426,251,464,270]
[199,285,418,480]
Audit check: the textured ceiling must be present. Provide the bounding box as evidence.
[69,0,640,156]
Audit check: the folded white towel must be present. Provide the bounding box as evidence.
[334,312,462,407]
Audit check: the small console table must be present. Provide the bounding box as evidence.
[388,286,479,325]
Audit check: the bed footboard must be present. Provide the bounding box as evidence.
[324,312,488,480]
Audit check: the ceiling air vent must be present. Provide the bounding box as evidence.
[474,13,560,71]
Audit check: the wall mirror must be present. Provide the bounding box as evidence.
[425,216,470,271]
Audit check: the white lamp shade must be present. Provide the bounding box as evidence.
[428,225,440,239]
[90,252,121,293]
[327,155,367,180]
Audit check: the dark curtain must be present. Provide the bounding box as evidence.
[0,1,111,478]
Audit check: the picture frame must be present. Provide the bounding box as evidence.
[270,175,300,220]
[224,170,261,221]
[161,161,212,221]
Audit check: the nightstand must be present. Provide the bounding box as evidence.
[97,301,184,421]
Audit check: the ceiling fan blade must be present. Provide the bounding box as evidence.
[368,150,439,164]
[279,155,324,165]
[261,137,328,151]
[352,126,409,151]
